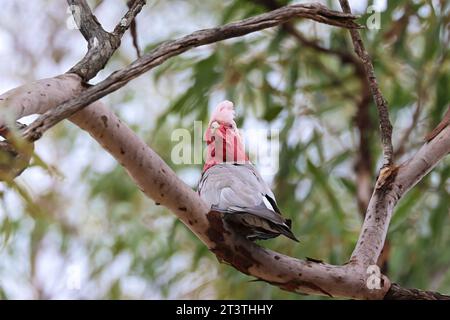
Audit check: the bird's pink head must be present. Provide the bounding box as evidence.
[203,101,249,172]
[208,100,236,127]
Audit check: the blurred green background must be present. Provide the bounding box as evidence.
[0,0,449,299]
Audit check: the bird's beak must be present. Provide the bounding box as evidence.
[210,121,220,133]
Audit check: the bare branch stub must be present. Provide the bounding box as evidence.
[339,0,394,167]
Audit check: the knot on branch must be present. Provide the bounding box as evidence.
[375,165,399,192]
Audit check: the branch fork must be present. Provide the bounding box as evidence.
[67,0,146,82]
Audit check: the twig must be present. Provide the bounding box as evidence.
[114,0,146,38]
[126,0,142,58]
[425,105,450,142]
[385,283,450,300]
[339,0,394,167]
[251,0,363,68]
[22,3,360,142]
[350,116,450,268]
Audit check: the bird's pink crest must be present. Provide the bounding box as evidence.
[208,100,236,126]
[203,100,249,172]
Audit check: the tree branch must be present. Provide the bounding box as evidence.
[350,122,450,268]
[339,0,394,167]
[253,0,391,271]
[67,0,146,81]
[21,3,360,142]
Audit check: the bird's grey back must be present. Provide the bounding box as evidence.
[198,163,275,209]
[198,163,298,242]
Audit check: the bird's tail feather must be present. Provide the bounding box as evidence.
[212,205,299,242]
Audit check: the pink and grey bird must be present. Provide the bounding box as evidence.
[198,100,298,242]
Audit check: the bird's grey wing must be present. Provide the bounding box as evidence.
[237,163,282,213]
[198,163,264,209]
[222,203,298,242]
[198,163,298,241]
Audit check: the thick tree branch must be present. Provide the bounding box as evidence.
[385,283,450,300]
[339,0,394,167]
[21,3,360,142]
[351,123,450,268]
[67,0,105,41]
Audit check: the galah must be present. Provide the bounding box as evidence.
[198,100,298,242]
